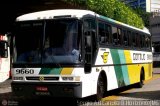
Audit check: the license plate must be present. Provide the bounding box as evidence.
[36,86,48,91]
[35,86,50,96]
[35,92,50,96]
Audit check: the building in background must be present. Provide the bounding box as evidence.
[120,0,150,12]
[120,0,160,12]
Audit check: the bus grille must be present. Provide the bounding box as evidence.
[26,76,59,81]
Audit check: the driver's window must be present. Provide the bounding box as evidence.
[84,18,96,30]
[83,18,97,63]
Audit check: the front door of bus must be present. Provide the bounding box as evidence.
[83,18,96,73]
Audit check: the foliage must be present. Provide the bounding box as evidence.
[134,7,151,28]
[62,0,144,29]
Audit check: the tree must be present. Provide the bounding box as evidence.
[62,0,144,29]
[134,7,151,28]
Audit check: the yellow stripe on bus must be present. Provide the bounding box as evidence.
[124,50,138,84]
[60,68,74,75]
[124,50,132,63]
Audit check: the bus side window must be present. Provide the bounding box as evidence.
[105,24,111,44]
[123,30,128,46]
[145,35,151,50]
[132,32,136,47]
[112,26,118,45]
[98,22,105,44]
[98,21,110,45]
[136,33,140,48]
[142,35,145,49]
[149,36,151,50]
[127,31,131,46]
[139,35,142,48]
[117,28,122,45]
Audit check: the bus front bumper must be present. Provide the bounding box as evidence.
[11,81,82,98]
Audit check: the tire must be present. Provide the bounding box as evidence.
[97,74,106,101]
[136,70,144,88]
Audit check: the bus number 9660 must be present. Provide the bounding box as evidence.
[16,69,34,74]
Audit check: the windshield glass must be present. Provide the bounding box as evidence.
[13,19,81,64]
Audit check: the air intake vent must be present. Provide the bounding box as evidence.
[26,76,59,81]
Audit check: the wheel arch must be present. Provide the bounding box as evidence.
[141,66,145,81]
[98,70,108,91]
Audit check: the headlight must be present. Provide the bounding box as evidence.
[61,76,81,81]
[62,77,74,81]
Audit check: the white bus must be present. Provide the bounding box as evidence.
[0,34,10,83]
[11,9,152,100]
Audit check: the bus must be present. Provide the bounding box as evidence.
[0,34,10,83]
[11,9,152,100]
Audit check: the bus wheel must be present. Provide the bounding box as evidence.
[97,74,105,101]
[137,70,144,88]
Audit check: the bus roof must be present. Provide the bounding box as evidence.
[16,9,96,21]
[16,9,150,35]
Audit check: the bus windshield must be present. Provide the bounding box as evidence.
[13,19,81,64]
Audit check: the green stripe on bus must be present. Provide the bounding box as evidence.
[118,50,130,85]
[39,68,62,75]
[110,49,125,87]
[39,68,51,74]
[49,68,62,74]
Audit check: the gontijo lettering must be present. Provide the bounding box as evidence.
[133,53,145,60]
